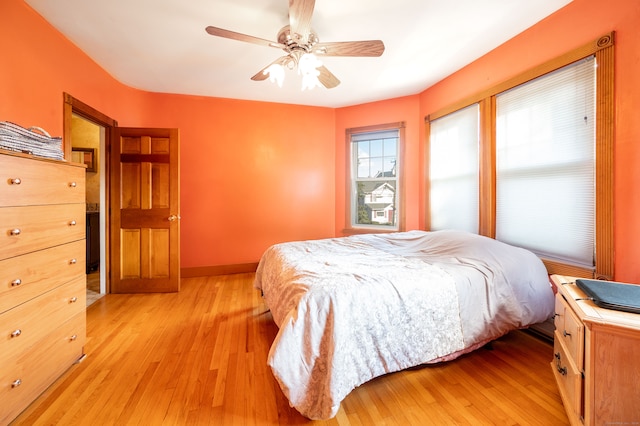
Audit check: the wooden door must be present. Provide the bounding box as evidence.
[110,127,180,293]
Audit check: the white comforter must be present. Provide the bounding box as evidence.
[254,230,554,419]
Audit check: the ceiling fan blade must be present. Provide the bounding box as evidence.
[250,56,289,81]
[205,26,285,49]
[289,0,315,44]
[314,40,385,57]
[317,65,340,89]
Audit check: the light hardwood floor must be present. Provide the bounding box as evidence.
[86,270,103,307]
[12,273,569,425]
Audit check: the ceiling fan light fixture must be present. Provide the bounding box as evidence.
[300,72,322,91]
[206,0,385,91]
[298,53,322,74]
[263,63,285,87]
[261,52,323,90]
[298,53,323,91]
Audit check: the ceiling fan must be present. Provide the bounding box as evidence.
[205,0,385,90]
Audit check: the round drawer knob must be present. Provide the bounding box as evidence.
[69,258,77,265]
[11,329,22,338]
[69,182,77,188]
[70,334,78,341]
[10,178,22,185]
[9,228,21,236]
[11,278,22,287]
[69,297,78,303]
[11,379,22,388]
[69,220,77,226]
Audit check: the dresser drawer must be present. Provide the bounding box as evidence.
[0,311,85,426]
[0,240,85,314]
[0,204,85,260]
[0,154,85,207]
[554,293,584,370]
[553,334,583,422]
[0,276,85,367]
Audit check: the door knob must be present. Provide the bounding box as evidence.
[168,215,181,221]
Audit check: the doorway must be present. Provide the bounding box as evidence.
[63,93,181,297]
[64,93,118,302]
[70,114,105,304]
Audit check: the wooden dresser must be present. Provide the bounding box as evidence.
[551,274,640,426]
[0,151,87,425]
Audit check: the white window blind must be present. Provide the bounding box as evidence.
[429,104,480,233]
[495,56,596,268]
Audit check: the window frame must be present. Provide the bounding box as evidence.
[345,122,406,234]
[424,33,614,279]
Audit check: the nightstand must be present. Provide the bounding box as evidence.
[551,274,640,425]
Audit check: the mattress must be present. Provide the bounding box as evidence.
[254,230,555,419]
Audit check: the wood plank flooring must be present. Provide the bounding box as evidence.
[12,273,569,425]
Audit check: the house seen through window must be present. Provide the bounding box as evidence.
[348,124,402,231]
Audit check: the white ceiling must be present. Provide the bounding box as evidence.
[25,0,572,108]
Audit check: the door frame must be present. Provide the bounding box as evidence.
[63,93,118,293]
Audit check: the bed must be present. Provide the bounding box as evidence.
[254,229,555,419]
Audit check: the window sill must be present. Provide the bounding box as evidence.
[341,227,401,236]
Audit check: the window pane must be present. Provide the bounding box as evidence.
[357,161,368,178]
[356,141,370,178]
[356,141,369,160]
[383,157,396,177]
[384,138,396,157]
[369,157,383,178]
[429,104,480,233]
[496,56,596,267]
[370,139,383,157]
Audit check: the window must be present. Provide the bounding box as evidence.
[425,33,614,279]
[346,123,404,231]
[429,104,480,233]
[496,57,596,269]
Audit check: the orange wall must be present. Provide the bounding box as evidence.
[335,0,640,282]
[1,0,335,269]
[139,93,336,266]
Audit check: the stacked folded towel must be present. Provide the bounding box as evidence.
[0,121,64,160]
